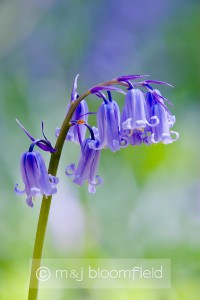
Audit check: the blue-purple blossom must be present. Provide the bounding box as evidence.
[149,102,179,144]
[121,88,159,131]
[66,138,102,193]
[91,91,123,152]
[96,99,121,152]
[56,75,89,144]
[15,121,58,207]
[145,89,179,144]
[15,150,59,207]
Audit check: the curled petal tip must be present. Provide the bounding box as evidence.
[14,184,25,195]
[49,174,59,185]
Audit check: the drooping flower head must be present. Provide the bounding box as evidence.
[118,77,179,146]
[15,121,59,207]
[56,74,89,144]
[15,74,179,199]
[66,122,102,193]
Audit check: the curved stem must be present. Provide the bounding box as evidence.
[27,78,122,300]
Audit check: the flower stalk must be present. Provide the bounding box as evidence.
[27,79,123,300]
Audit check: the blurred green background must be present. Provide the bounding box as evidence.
[0,0,200,299]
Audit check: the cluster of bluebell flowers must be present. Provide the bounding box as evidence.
[15,74,179,206]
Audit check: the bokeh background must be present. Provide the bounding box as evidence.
[0,0,200,299]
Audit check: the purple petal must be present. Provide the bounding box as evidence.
[88,184,96,193]
[14,184,26,195]
[94,91,107,101]
[91,175,103,186]
[169,131,179,142]
[66,100,89,144]
[147,116,159,127]
[153,91,174,106]
[119,137,129,148]
[16,119,56,153]
[90,85,125,95]
[16,119,34,142]
[48,174,59,185]
[26,188,41,207]
[71,74,80,101]
[143,80,174,88]
[117,75,149,81]
[88,175,103,193]
[36,141,56,153]
[79,112,97,118]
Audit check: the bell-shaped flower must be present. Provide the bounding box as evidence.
[149,102,179,144]
[15,121,58,207]
[144,89,179,144]
[15,149,59,207]
[66,138,102,193]
[96,91,122,152]
[55,74,88,144]
[121,88,159,131]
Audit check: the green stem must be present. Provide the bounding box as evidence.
[27,78,122,300]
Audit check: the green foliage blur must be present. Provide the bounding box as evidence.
[0,1,200,299]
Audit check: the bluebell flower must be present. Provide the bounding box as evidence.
[94,91,123,152]
[146,90,179,144]
[149,103,179,144]
[56,74,88,144]
[90,89,127,151]
[97,101,121,151]
[15,145,59,208]
[66,128,102,193]
[15,121,59,207]
[121,88,159,132]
